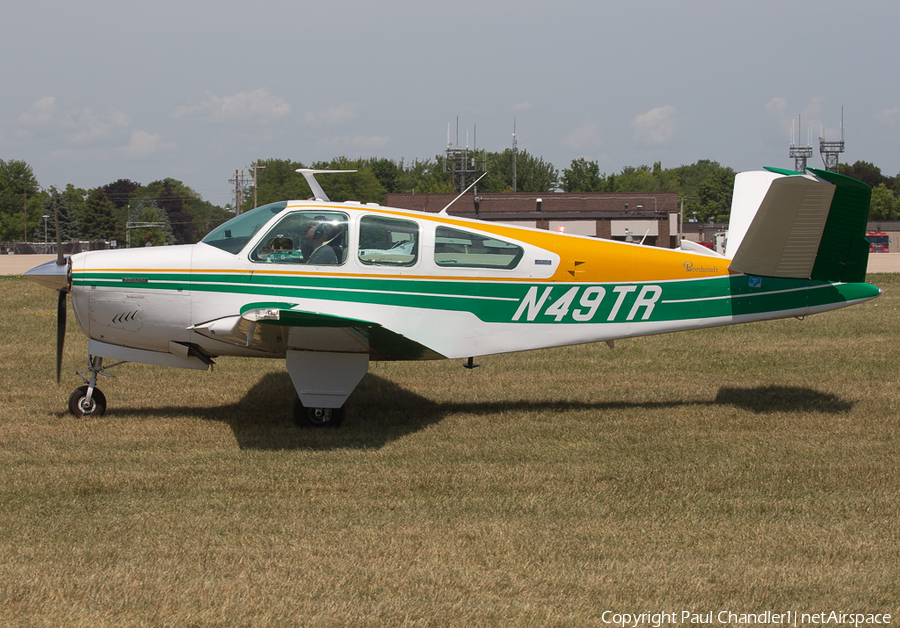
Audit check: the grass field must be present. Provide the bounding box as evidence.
[1,274,898,626]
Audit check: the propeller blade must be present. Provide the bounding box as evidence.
[57,289,66,384]
[53,188,65,267]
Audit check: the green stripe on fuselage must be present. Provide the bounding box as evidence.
[74,271,879,325]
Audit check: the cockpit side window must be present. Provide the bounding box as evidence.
[358,215,419,267]
[434,226,524,269]
[250,211,349,265]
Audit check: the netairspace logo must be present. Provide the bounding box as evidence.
[599,610,892,627]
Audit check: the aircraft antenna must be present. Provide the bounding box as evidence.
[439,171,488,216]
[295,169,357,202]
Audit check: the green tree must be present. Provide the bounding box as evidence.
[132,178,223,243]
[310,157,386,204]
[690,168,735,223]
[247,158,311,207]
[62,184,87,240]
[0,159,43,242]
[481,149,558,193]
[651,161,681,192]
[612,166,657,192]
[670,160,730,199]
[80,188,121,241]
[869,183,897,220]
[837,161,888,190]
[102,179,141,208]
[43,187,80,242]
[128,198,172,246]
[366,158,402,194]
[394,158,452,194]
[561,158,607,192]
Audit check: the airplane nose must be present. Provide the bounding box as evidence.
[24,258,70,291]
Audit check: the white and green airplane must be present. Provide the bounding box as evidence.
[26,167,881,426]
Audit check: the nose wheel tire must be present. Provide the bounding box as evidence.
[292,398,345,428]
[68,385,107,417]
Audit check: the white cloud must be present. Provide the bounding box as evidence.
[18,96,58,126]
[315,134,391,153]
[876,106,900,129]
[302,102,362,127]
[174,88,291,125]
[120,130,175,159]
[631,105,678,145]
[17,97,131,145]
[766,96,832,142]
[67,108,131,145]
[562,121,602,151]
[512,101,538,112]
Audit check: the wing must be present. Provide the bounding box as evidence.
[190,302,445,361]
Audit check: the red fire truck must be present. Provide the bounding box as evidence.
[866,231,890,253]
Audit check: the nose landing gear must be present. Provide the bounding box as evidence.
[67,355,124,417]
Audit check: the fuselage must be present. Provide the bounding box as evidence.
[65,199,882,362]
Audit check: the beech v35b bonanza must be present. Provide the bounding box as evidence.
[26,167,882,427]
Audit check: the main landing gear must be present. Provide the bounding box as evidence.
[67,355,124,417]
[292,397,345,428]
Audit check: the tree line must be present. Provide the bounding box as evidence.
[3,154,900,245]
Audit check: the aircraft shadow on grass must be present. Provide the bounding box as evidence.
[96,372,855,451]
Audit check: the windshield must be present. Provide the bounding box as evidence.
[201,201,289,254]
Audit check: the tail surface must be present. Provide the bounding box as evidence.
[726,167,871,282]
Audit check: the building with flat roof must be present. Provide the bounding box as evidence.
[385,191,683,248]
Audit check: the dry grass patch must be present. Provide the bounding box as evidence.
[1,274,898,625]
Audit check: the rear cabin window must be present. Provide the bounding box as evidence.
[249,211,349,265]
[434,226,524,269]
[358,215,419,267]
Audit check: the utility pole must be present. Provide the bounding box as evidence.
[248,163,266,209]
[512,118,518,193]
[229,169,252,214]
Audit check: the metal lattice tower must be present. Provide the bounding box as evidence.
[819,108,845,172]
[789,115,813,172]
[444,118,485,193]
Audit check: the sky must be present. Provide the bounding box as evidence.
[2,0,898,207]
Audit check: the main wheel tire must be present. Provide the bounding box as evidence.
[292,398,345,428]
[68,385,107,417]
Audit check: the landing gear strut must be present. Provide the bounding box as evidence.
[292,397,345,428]
[67,355,124,418]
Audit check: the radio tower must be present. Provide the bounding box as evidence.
[819,107,845,172]
[444,117,485,193]
[789,115,813,172]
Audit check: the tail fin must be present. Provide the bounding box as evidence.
[806,168,871,283]
[726,167,871,282]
